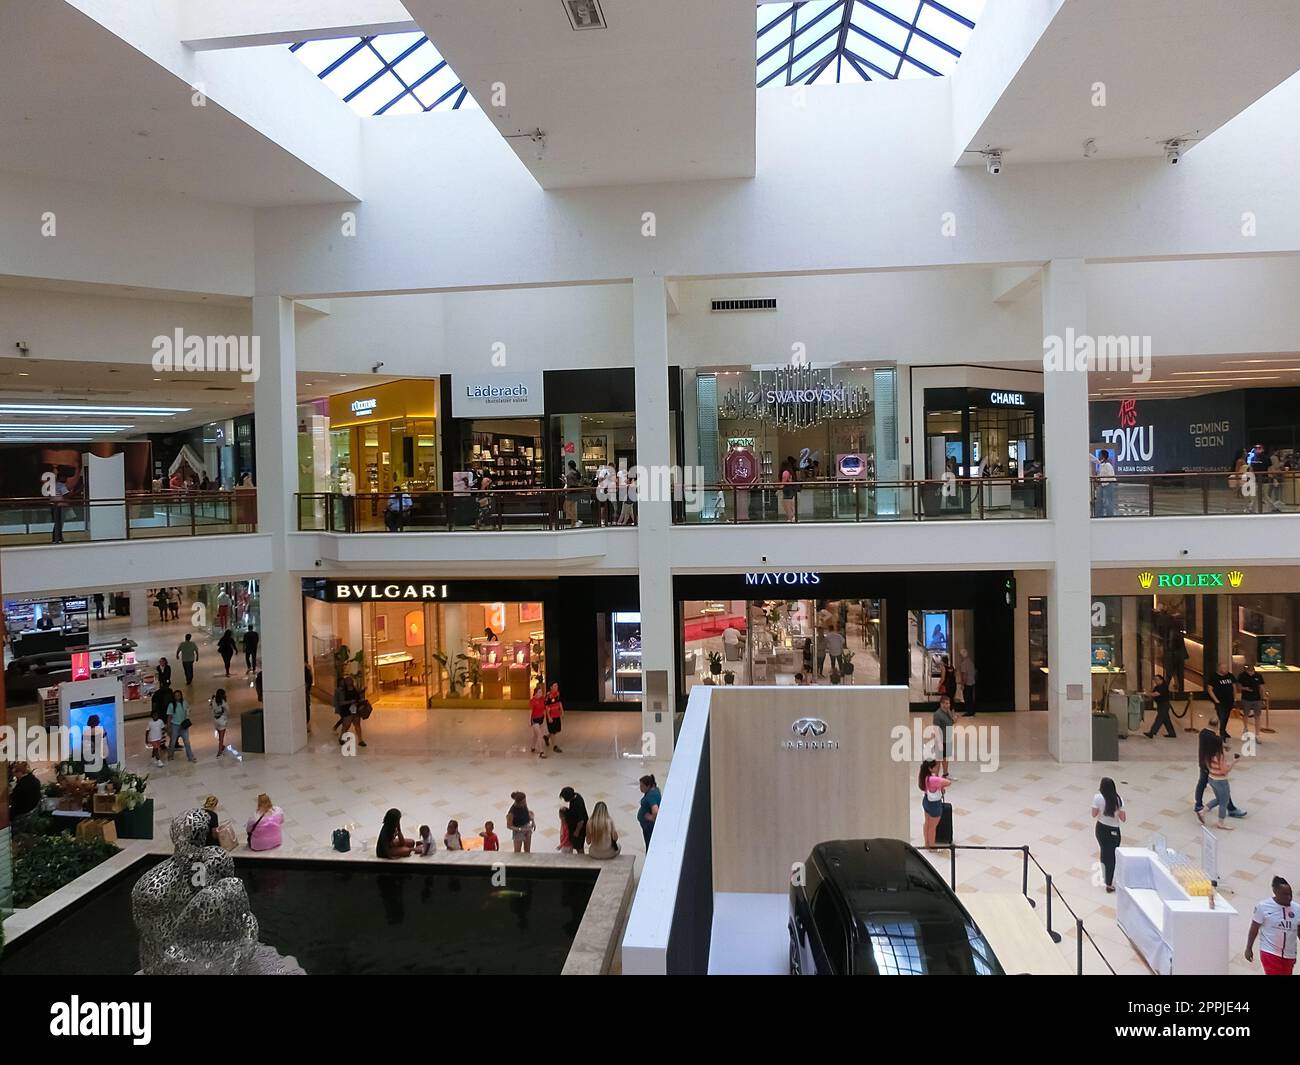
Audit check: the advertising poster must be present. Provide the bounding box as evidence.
[1088,393,1246,474]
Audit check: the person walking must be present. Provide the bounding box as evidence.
[209,687,230,756]
[563,460,583,528]
[507,791,536,853]
[1193,726,1244,821]
[242,628,260,673]
[529,683,548,757]
[931,694,956,778]
[1205,661,1237,742]
[93,592,105,620]
[1093,449,1117,517]
[918,758,952,851]
[544,681,564,753]
[217,628,237,677]
[167,587,180,621]
[155,656,172,694]
[154,588,169,622]
[821,624,846,679]
[957,648,977,717]
[168,688,195,762]
[176,633,199,685]
[638,774,661,848]
[1245,877,1297,976]
[1091,777,1126,892]
[780,456,798,522]
[937,655,957,706]
[1143,672,1177,738]
[559,787,588,855]
[1202,734,1245,829]
[1237,661,1268,744]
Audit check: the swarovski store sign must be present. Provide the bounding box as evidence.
[451,371,545,418]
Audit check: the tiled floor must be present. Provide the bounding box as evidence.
[17,607,1299,975]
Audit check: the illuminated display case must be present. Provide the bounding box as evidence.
[612,611,642,696]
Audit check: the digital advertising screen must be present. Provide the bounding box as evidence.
[923,611,949,652]
[68,696,119,769]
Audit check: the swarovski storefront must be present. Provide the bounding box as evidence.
[689,365,899,521]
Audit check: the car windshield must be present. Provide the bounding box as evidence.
[855,911,1001,975]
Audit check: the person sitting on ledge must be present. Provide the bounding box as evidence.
[376,808,416,859]
[246,793,283,851]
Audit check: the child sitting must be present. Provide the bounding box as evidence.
[444,819,463,850]
[416,824,435,856]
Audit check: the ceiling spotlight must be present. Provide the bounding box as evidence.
[985,150,1003,176]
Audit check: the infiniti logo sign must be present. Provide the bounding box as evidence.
[783,717,839,751]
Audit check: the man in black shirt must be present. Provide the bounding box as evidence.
[8,761,41,821]
[1237,662,1267,741]
[1144,673,1177,738]
[559,786,588,855]
[1206,661,1237,742]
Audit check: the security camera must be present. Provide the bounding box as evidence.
[371,361,385,373]
[315,559,323,567]
[1164,141,1182,165]
[1180,548,1189,557]
[985,150,1003,176]
[15,341,29,356]
[761,555,768,563]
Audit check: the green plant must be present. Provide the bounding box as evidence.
[840,650,855,677]
[454,653,481,692]
[117,772,149,811]
[431,651,456,694]
[707,651,723,676]
[12,834,119,908]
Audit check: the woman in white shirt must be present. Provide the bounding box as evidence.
[209,688,230,758]
[1091,777,1126,892]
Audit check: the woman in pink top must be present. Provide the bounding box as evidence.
[918,758,952,850]
[245,793,284,851]
[780,457,798,522]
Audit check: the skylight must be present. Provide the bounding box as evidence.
[757,0,983,87]
[289,34,477,116]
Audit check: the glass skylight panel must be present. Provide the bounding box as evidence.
[757,0,979,87]
[290,34,475,114]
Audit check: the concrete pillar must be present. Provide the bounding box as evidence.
[1042,259,1093,762]
[253,296,307,755]
[633,275,675,760]
[129,587,149,622]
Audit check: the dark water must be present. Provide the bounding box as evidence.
[1,856,597,975]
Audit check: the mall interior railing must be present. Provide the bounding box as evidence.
[296,488,631,532]
[941,843,1115,976]
[0,491,258,546]
[678,477,1047,523]
[1091,470,1300,517]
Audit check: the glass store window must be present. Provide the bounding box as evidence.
[680,597,883,690]
[1232,594,1299,674]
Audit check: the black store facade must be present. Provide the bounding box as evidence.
[303,576,640,715]
[674,570,1015,711]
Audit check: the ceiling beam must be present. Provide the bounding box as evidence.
[180,0,417,51]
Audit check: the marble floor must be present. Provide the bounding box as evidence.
[14,606,1300,976]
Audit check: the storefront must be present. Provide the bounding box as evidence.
[4,595,91,659]
[922,387,1044,481]
[438,369,646,511]
[302,575,640,713]
[673,570,1015,711]
[690,365,898,520]
[1025,566,1300,710]
[327,379,441,497]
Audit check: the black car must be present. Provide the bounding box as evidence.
[789,838,1004,975]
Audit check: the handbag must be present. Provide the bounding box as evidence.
[358,699,373,720]
[332,827,351,852]
[215,823,238,852]
[246,811,267,849]
[181,718,192,730]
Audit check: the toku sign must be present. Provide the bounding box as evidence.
[744,572,822,586]
[325,581,449,602]
[1137,570,1244,590]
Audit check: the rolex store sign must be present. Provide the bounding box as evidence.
[452,371,545,417]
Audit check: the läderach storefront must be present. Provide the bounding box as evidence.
[1036,566,1300,709]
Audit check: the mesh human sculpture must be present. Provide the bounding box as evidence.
[131,808,297,975]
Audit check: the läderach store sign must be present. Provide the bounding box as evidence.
[1137,569,1244,591]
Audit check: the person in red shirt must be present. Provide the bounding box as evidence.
[480,821,500,852]
[544,681,564,754]
[529,684,547,758]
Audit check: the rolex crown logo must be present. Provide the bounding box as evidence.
[1138,571,1155,590]
[1227,570,1244,588]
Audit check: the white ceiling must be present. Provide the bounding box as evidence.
[1090,353,1300,400]
[959,0,1300,164]
[0,1,356,206]
[0,358,402,436]
[401,0,757,188]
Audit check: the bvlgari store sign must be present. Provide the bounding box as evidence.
[325,581,449,602]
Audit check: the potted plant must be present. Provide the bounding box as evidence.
[723,670,736,685]
[839,650,855,679]
[112,772,153,839]
[455,653,482,699]
[432,651,456,695]
[707,651,723,683]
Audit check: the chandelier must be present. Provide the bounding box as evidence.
[717,367,872,430]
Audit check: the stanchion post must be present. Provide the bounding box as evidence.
[1044,872,1063,943]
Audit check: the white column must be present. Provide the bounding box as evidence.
[1041,259,1093,762]
[633,275,675,760]
[253,296,307,754]
[129,587,149,622]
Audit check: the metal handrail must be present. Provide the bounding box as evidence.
[940,842,1116,976]
[0,490,257,545]
[1090,469,1299,516]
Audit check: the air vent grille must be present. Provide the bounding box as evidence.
[711,298,777,313]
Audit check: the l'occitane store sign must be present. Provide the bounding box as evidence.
[1136,569,1244,591]
[329,379,438,428]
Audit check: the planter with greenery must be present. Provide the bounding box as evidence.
[11,832,120,908]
